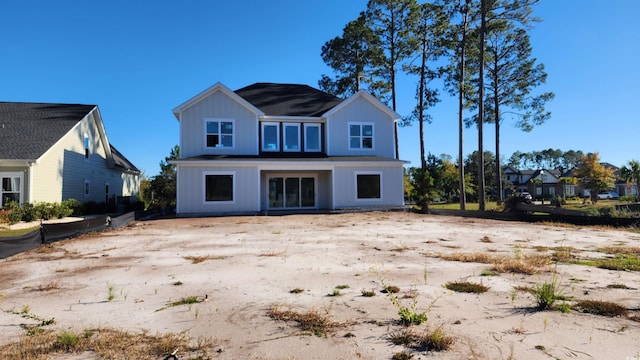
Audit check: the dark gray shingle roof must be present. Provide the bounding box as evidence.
[0,102,96,160]
[234,83,343,117]
[110,144,140,173]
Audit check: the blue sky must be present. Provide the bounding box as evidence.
[2,0,638,176]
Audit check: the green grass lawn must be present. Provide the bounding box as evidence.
[429,202,501,211]
[0,226,40,238]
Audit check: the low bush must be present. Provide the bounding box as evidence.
[2,200,78,224]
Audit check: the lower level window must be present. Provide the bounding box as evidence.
[1,173,22,206]
[205,173,234,202]
[356,174,381,199]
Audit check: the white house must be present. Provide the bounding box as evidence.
[170,82,407,216]
[0,102,140,207]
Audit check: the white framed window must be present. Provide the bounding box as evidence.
[84,134,90,159]
[203,171,235,203]
[205,118,234,148]
[304,124,321,152]
[355,172,381,200]
[1,172,23,206]
[349,122,374,150]
[262,122,280,151]
[283,123,300,151]
[84,180,91,197]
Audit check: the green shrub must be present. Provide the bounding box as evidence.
[619,195,638,202]
[21,202,36,222]
[62,199,83,216]
[5,201,24,224]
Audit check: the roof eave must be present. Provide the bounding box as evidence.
[172,82,265,120]
[322,90,401,121]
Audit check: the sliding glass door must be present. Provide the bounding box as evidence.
[268,176,315,209]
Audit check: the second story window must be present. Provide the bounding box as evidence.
[284,124,300,151]
[205,119,234,148]
[304,124,321,152]
[349,123,373,150]
[262,122,280,151]
[84,134,90,159]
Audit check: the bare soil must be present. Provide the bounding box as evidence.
[1,211,639,359]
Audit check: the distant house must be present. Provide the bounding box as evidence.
[0,102,140,207]
[170,82,407,216]
[503,166,568,199]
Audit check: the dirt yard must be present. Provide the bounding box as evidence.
[1,211,639,359]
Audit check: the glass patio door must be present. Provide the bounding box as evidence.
[268,176,315,209]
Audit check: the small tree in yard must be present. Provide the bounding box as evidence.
[149,145,179,211]
[573,152,615,203]
[620,160,640,201]
[409,166,434,212]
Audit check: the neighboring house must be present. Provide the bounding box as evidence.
[170,82,407,216]
[503,166,567,199]
[0,102,140,208]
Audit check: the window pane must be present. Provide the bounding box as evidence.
[221,122,233,134]
[362,125,373,136]
[350,125,360,136]
[301,178,315,207]
[305,126,320,151]
[357,174,381,199]
[2,177,19,191]
[350,137,360,149]
[285,178,299,207]
[205,175,233,201]
[269,178,283,208]
[207,134,219,147]
[285,126,299,150]
[221,135,232,147]
[362,137,373,149]
[263,125,278,150]
[2,193,19,205]
[207,121,218,134]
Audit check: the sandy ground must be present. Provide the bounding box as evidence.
[1,211,639,359]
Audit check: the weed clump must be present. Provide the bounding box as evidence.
[573,300,628,317]
[267,304,341,337]
[388,327,454,352]
[445,281,489,294]
[532,277,564,310]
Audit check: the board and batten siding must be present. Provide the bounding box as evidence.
[176,165,260,215]
[332,165,404,209]
[179,91,258,158]
[326,96,395,158]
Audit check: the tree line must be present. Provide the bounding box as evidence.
[320,0,553,210]
[405,150,640,206]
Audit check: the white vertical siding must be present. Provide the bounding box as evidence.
[180,91,258,158]
[326,97,396,158]
[176,165,260,215]
[333,165,404,208]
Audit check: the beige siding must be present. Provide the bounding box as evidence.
[120,172,140,197]
[176,165,260,215]
[32,113,102,202]
[29,111,136,204]
[333,165,404,208]
[326,96,395,158]
[180,91,258,158]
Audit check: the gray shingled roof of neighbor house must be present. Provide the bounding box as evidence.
[0,102,139,173]
[234,83,344,117]
[0,102,97,160]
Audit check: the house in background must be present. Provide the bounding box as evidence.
[170,82,407,216]
[503,166,569,199]
[0,102,140,208]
